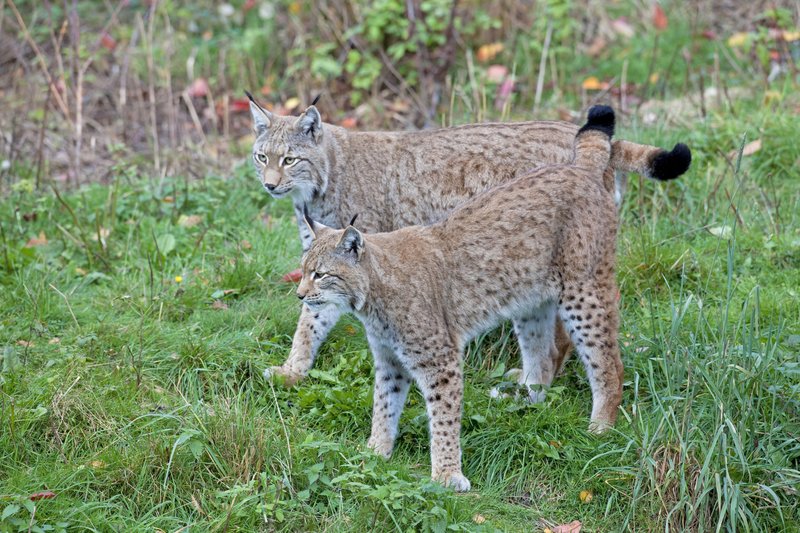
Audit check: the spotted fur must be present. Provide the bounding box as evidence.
[249,99,690,393]
[296,106,646,491]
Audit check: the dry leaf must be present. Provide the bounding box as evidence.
[26,231,48,247]
[17,340,34,348]
[340,117,358,129]
[728,139,761,160]
[178,214,203,228]
[476,42,504,62]
[284,96,301,110]
[653,4,668,30]
[579,490,593,503]
[581,76,608,90]
[89,460,106,468]
[552,520,582,533]
[211,300,229,310]
[784,30,800,42]
[49,337,61,345]
[240,239,252,250]
[282,268,303,283]
[486,64,508,83]
[344,325,358,336]
[727,32,750,48]
[708,225,732,239]
[29,491,57,501]
[472,514,486,524]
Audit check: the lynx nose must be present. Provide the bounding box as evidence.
[264,182,276,192]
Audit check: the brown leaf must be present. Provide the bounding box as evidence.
[29,491,57,501]
[728,139,761,160]
[579,490,593,503]
[26,231,48,247]
[49,337,61,345]
[586,36,607,57]
[22,212,37,222]
[476,42,504,62]
[178,214,203,228]
[17,340,34,348]
[551,520,582,533]
[472,514,486,524]
[211,300,229,310]
[240,239,252,250]
[653,4,668,30]
[99,31,117,51]
[282,268,303,283]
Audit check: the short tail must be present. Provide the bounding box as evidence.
[574,105,615,173]
[610,140,692,181]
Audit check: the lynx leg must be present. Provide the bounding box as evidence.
[512,301,557,403]
[558,282,623,433]
[410,354,470,492]
[264,304,341,386]
[367,345,412,458]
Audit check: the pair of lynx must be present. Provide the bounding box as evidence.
[248,96,690,491]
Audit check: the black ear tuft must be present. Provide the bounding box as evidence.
[303,204,315,229]
[245,90,257,103]
[578,105,615,138]
[650,143,692,181]
[348,214,358,227]
[311,93,322,106]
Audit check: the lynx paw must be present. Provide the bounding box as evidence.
[263,365,305,387]
[434,471,471,492]
[366,436,394,459]
[588,419,613,434]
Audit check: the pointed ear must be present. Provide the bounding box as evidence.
[335,226,364,260]
[246,91,272,136]
[295,105,322,141]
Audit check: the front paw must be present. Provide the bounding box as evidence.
[433,471,471,492]
[367,436,394,459]
[263,365,305,387]
[588,419,613,434]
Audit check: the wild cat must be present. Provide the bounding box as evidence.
[247,93,691,393]
[295,106,691,491]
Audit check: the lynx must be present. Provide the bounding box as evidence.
[247,94,691,395]
[297,106,688,491]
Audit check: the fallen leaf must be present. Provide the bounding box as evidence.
[187,78,210,98]
[17,340,34,348]
[702,29,718,40]
[784,30,800,42]
[284,96,301,110]
[727,32,750,48]
[581,76,608,90]
[29,491,56,501]
[344,324,358,335]
[26,231,48,247]
[476,42,504,62]
[486,64,508,83]
[472,514,486,524]
[551,520,582,533]
[22,212,37,222]
[708,225,732,239]
[240,239,252,250]
[49,337,60,345]
[340,117,358,129]
[99,31,116,51]
[728,139,761,160]
[75,267,88,276]
[89,460,106,468]
[211,300,229,310]
[162,196,174,203]
[178,214,203,228]
[653,4,668,30]
[282,269,303,283]
[611,18,635,38]
[579,490,593,503]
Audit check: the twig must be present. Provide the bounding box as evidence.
[533,23,552,115]
[49,283,79,328]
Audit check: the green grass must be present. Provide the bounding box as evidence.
[2,96,800,532]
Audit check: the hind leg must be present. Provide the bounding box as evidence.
[558,281,623,433]
[512,301,558,403]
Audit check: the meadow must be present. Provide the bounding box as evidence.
[1,1,799,531]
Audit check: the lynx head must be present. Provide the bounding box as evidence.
[297,212,369,312]
[248,94,330,201]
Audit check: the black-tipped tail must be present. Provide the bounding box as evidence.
[650,143,692,181]
[578,105,615,138]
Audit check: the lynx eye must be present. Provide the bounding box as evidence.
[282,156,298,167]
[312,271,328,281]
[255,153,268,164]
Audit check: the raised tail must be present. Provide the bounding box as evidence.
[574,105,615,173]
[609,140,692,181]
